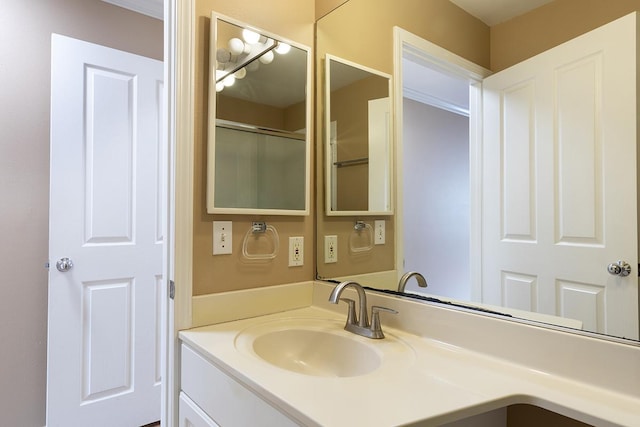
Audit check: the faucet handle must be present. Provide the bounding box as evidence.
[370,306,398,338]
[339,298,358,325]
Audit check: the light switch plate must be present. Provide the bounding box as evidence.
[288,236,304,267]
[324,235,338,263]
[213,221,232,255]
[374,220,385,245]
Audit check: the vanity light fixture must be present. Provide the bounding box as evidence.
[215,27,291,93]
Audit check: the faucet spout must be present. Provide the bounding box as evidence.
[329,280,397,339]
[398,271,428,293]
[328,281,368,327]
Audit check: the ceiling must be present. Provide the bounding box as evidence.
[103,0,555,26]
[449,0,554,26]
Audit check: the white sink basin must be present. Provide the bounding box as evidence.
[252,329,380,377]
[235,317,414,378]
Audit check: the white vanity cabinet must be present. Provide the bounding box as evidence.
[179,391,219,427]
[180,343,301,427]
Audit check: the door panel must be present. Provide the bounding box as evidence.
[482,13,638,340]
[48,34,163,426]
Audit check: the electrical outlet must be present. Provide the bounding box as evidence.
[324,235,338,263]
[213,221,232,255]
[288,236,304,267]
[374,220,385,245]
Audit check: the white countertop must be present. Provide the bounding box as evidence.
[179,305,640,426]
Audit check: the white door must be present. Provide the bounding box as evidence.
[482,13,638,340]
[47,34,164,426]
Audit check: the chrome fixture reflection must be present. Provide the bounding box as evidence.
[329,281,397,339]
[398,271,428,293]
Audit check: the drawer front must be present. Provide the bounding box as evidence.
[179,392,220,427]
[181,343,300,427]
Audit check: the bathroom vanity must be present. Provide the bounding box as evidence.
[178,282,640,426]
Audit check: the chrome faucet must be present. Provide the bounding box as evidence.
[398,271,428,293]
[328,281,397,339]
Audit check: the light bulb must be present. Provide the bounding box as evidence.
[216,48,231,63]
[228,38,250,56]
[246,61,260,72]
[259,50,274,64]
[242,29,260,44]
[223,74,235,87]
[275,42,291,55]
[234,68,247,79]
[215,82,224,92]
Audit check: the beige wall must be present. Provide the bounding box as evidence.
[332,75,389,211]
[491,0,640,71]
[193,0,315,295]
[0,1,162,425]
[316,0,349,20]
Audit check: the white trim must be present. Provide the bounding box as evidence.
[392,26,491,294]
[330,270,399,291]
[172,0,195,334]
[191,282,314,327]
[101,0,163,20]
[403,86,470,117]
[163,0,195,426]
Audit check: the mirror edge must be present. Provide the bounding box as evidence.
[206,11,313,217]
[323,53,394,217]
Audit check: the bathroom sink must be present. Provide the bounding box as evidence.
[235,317,414,378]
[252,329,380,377]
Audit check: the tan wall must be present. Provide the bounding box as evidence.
[332,76,389,211]
[491,0,640,71]
[316,0,489,279]
[317,0,490,75]
[193,0,315,295]
[316,0,349,20]
[0,1,162,425]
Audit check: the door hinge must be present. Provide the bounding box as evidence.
[169,280,175,300]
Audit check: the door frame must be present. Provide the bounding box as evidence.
[162,0,195,425]
[392,27,491,300]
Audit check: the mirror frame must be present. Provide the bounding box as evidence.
[324,54,394,217]
[207,12,312,216]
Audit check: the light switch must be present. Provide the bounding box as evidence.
[213,221,232,255]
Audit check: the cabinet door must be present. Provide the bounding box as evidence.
[179,392,220,427]
[181,344,301,426]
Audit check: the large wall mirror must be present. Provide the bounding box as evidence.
[207,13,311,215]
[324,54,393,215]
[316,0,640,345]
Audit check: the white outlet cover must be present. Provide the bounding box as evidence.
[213,221,232,255]
[324,235,338,263]
[288,236,304,267]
